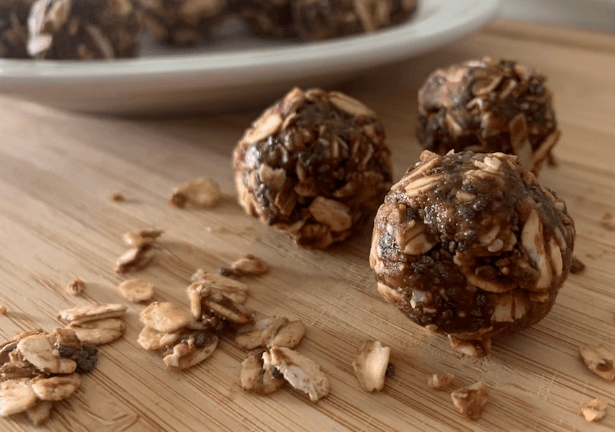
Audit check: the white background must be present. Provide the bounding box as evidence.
[499,0,615,32]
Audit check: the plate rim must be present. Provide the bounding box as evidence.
[0,0,501,83]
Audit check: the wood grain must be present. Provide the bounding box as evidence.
[1,19,615,432]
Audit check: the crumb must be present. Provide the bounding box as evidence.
[110,192,125,201]
[601,212,615,231]
[579,398,607,422]
[0,305,7,315]
[570,257,586,275]
[66,277,86,297]
[428,373,455,391]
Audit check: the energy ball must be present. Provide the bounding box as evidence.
[294,0,418,41]
[370,151,575,354]
[417,58,560,174]
[0,0,34,58]
[238,0,296,38]
[138,0,230,45]
[233,87,393,249]
[28,0,144,59]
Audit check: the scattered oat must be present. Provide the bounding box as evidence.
[114,246,156,274]
[110,192,125,202]
[601,212,615,231]
[448,336,491,358]
[30,373,81,401]
[428,373,455,391]
[570,257,586,275]
[26,400,53,426]
[579,398,607,422]
[169,177,221,208]
[140,302,190,334]
[0,305,7,315]
[240,350,285,394]
[352,340,391,392]
[263,346,329,402]
[190,269,249,303]
[235,317,305,350]
[57,303,127,324]
[0,379,38,417]
[579,344,615,381]
[220,254,269,278]
[67,318,127,345]
[122,229,164,249]
[451,382,489,420]
[163,332,218,371]
[66,277,86,297]
[16,334,77,374]
[137,326,183,351]
[118,279,155,303]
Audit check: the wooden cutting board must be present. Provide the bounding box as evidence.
[1,18,615,432]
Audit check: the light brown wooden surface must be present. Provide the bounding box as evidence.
[1,19,615,432]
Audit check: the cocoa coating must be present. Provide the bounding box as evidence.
[139,0,230,45]
[28,0,144,59]
[233,87,392,249]
[294,0,417,41]
[370,150,575,340]
[0,0,33,58]
[417,58,560,174]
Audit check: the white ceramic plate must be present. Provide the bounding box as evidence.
[0,0,500,114]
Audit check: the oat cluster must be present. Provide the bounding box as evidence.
[233,87,392,249]
[417,58,560,174]
[0,303,127,425]
[370,150,575,352]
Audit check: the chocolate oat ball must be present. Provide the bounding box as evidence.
[139,0,230,45]
[0,0,34,58]
[370,151,575,354]
[294,0,418,41]
[233,87,393,249]
[238,0,296,38]
[417,58,560,174]
[28,0,144,59]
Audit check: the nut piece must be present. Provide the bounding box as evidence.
[0,379,38,417]
[66,277,86,296]
[57,303,127,324]
[204,294,254,326]
[140,302,190,334]
[67,318,127,345]
[137,326,182,351]
[263,346,329,402]
[427,373,455,391]
[448,336,491,358]
[352,340,391,392]
[240,351,285,394]
[233,87,392,250]
[26,401,53,426]
[30,373,81,401]
[190,269,249,304]
[163,332,218,371]
[16,334,77,374]
[118,279,155,303]
[417,58,560,175]
[451,382,489,420]
[235,317,305,350]
[122,229,164,249]
[578,398,607,422]
[221,254,269,278]
[579,344,615,381]
[114,246,156,274]
[169,177,221,208]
